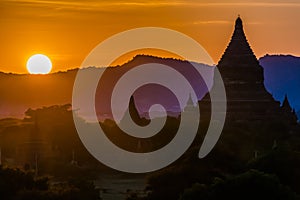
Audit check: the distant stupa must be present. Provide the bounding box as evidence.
[282,94,292,113]
[281,94,298,123]
[128,95,149,126]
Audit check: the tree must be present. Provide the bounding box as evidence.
[180,170,299,200]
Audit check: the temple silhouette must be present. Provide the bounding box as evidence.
[201,17,298,125]
[198,17,299,160]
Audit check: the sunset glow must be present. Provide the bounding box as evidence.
[0,1,300,198]
[1,0,300,73]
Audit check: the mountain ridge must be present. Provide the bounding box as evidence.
[0,54,299,120]
[0,55,214,120]
[259,54,300,119]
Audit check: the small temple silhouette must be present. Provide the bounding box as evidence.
[128,96,149,126]
[282,94,293,113]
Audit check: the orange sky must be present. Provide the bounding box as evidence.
[1,0,300,73]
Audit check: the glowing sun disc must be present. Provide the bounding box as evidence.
[27,54,52,74]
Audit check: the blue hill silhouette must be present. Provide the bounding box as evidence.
[259,55,300,119]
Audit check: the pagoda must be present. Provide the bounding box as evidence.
[199,17,300,147]
[215,17,286,121]
[282,94,292,113]
[281,94,298,124]
[198,17,299,156]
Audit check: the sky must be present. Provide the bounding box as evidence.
[1,0,300,73]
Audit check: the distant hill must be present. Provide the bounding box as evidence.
[259,55,300,119]
[1,54,300,120]
[0,55,214,120]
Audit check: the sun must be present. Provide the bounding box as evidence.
[26,54,52,74]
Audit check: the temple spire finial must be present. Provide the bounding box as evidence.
[235,16,243,29]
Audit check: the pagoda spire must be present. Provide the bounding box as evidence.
[127,95,149,126]
[282,94,292,112]
[184,93,196,112]
[217,16,264,85]
[186,93,195,107]
[218,16,258,67]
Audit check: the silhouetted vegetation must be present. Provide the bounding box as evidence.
[0,166,100,200]
[0,105,107,178]
[180,170,298,200]
[0,100,299,200]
